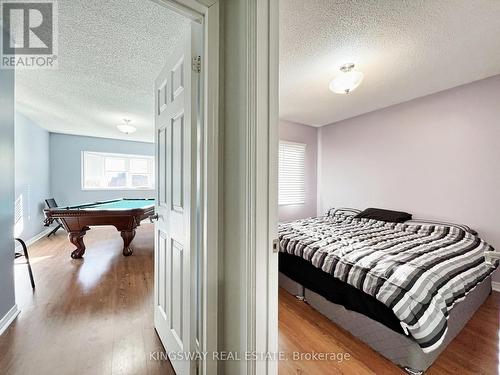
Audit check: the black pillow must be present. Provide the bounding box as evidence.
[355,208,412,223]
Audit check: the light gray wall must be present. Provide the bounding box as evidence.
[0,64,16,319]
[221,0,247,370]
[318,75,500,279]
[15,113,50,240]
[279,120,318,222]
[49,133,155,206]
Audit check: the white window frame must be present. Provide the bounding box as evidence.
[278,140,306,206]
[81,151,155,191]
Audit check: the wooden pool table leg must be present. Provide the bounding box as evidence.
[120,229,136,256]
[68,228,89,259]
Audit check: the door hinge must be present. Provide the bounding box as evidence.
[272,238,279,253]
[192,56,201,73]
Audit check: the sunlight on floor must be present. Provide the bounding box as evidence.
[77,248,115,291]
[23,255,53,265]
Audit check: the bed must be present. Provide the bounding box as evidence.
[278,208,498,374]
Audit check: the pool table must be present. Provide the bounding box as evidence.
[44,198,155,259]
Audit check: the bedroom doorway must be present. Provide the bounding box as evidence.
[275,2,500,375]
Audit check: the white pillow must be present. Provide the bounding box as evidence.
[327,207,361,217]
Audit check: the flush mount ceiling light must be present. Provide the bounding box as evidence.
[329,63,364,95]
[116,119,136,134]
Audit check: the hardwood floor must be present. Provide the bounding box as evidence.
[0,224,174,375]
[279,287,500,375]
[3,224,499,374]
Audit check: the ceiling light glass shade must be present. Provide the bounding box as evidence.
[329,64,364,94]
[117,124,137,134]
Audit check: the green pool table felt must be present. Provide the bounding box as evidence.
[82,199,155,210]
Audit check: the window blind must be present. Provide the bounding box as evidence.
[279,141,306,205]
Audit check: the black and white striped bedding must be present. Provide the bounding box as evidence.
[278,211,497,353]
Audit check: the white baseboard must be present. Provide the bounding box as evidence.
[492,281,500,292]
[0,304,20,337]
[15,227,53,250]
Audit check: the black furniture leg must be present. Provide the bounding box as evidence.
[47,223,62,238]
[14,238,35,289]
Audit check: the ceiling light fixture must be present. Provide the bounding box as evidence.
[329,63,364,95]
[116,119,136,134]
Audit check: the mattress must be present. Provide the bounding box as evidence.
[279,271,492,373]
[279,252,404,334]
[279,212,497,352]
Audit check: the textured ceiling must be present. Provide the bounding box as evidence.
[280,0,500,127]
[16,0,189,142]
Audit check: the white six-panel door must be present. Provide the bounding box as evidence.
[154,22,201,375]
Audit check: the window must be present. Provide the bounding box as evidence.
[82,151,155,190]
[278,141,306,205]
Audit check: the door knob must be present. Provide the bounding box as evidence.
[149,214,159,223]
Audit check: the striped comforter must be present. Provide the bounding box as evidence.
[278,212,497,353]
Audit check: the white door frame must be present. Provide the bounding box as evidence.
[153,1,219,374]
[247,2,279,375]
[220,0,279,374]
[155,1,280,375]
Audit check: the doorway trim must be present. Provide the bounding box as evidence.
[217,0,279,373]
[153,1,219,374]
[247,1,279,374]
